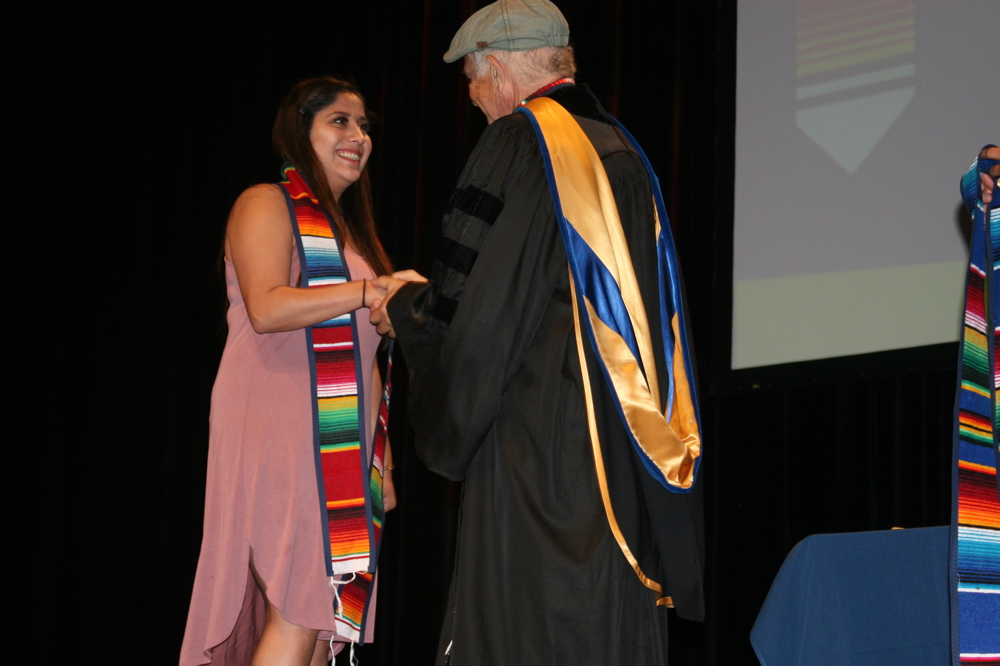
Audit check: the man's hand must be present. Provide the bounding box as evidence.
[980,146,1000,205]
[369,270,428,338]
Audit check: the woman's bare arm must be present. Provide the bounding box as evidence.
[225,184,386,333]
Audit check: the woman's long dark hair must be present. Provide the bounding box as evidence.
[272,77,392,276]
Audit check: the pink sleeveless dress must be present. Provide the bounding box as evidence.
[180,247,380,665]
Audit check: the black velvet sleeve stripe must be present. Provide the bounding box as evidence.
[450,186,504,226]
[435,237,479,276]
[432,294,459,324]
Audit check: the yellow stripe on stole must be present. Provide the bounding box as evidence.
[526,98,661,408]
[961,380,992,400]
[327,498,366,509]
[584,298,700,488]
[958,460,998,476]
[525,96,700,490]
[570,273,673,607]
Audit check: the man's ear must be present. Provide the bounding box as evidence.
[485,54,504,89]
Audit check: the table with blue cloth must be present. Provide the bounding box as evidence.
[751,527,950,665]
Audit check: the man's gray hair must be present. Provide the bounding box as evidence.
[469,46,577,82]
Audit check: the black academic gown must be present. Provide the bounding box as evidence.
[387,84,704,665]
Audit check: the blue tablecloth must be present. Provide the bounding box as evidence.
[751,527,950,665]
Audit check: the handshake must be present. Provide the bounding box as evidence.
[365,269,427,338]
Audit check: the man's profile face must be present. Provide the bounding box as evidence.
[463,55,510,124]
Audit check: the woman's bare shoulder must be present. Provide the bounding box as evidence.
[225,183,292,260]
[231,183,286,214]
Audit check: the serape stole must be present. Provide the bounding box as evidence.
[279,164,390,642]
[517,97,702,602]
[952,147,1000,665]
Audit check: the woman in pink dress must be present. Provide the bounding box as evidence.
[180,77,399,666]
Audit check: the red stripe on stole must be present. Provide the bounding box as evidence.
[283,171,316,201]
[323,454,366,500]
[315,354,356,390]
[994,335,999,382]
[329,531,369,554]
[967,274,986,317]
[958,464,1000,529]
[313,325,352,345]
[313,327,356,391]
[959,410,992,432]
[329,529,369,558]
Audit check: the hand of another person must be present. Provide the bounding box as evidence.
[980,146,1000,205]
[362,279,388,309]
[390,269,428,283]
[369,270,428,338]
[369,275,403,338]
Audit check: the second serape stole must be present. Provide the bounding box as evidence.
[279,164,388,642]
[337,352,393,634]
[369,351,391,550]
[952,147,1000,665]
[517,96,702,603]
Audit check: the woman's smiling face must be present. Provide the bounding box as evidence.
[309,92,371,201]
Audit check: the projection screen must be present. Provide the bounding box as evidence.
[733,0,997,372]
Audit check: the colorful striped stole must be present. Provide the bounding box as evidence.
[279,164,390,642]
[517,97,701,602]
[952,147,1000,665]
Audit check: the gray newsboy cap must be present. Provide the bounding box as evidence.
[443,0,570,63]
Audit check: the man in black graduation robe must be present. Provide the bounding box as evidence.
[371,2,704,663]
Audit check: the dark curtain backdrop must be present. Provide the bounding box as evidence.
[20,1,954,664]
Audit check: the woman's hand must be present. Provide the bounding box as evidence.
[383,442,397,511]
[362,279,388,309]
[368,270,429,337]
